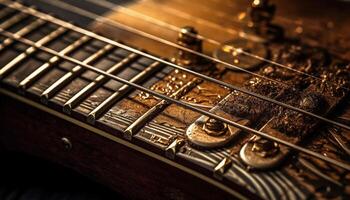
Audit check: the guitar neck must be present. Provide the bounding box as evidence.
[1,1,350,200]
[0,2,170,121]
[0,2,235,199]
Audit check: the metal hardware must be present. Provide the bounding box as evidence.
[0,17,45,53]
[43,44,114,105]
[0,26,66,79]
[248,0,275,30]
[203,118,228,137]
[61,137,72,151]
[0,12,27,30]
[240,136,283,169]
[246,0,284,41]
[186,114,244,148]
[175,26,213,72]
[87,61,163,125]
[251,137,279,157]
[63,53,139,114]
[2,3,350,171]
[165,138,185,159]
[124,77,201,140]
[6,0,350,134]
[214,157,232,180]
[19,35,91,91]
[176,26,202,66]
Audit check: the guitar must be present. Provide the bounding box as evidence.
[0,0,349,199]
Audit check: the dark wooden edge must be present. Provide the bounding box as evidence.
[0,88,261,200]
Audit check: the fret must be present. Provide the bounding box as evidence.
[165,138,185,159]
[123,77,201,140]
[87,61,163,124]
[63,53,140,114]
[0,6,14,20]
[18,35,90,91]
[0,11,27,30]
[0,19,46,51]
[0,26,66,79]
[40,43,114,104]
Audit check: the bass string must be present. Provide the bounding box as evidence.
[1,27,349,171]
[48,0,350,94]
[4,0,350,132]
[41,0,289,86]
[86,0,349,91]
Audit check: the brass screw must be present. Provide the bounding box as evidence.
[176,26,204,68]
[203,118,227,136]
[251,138,279,158]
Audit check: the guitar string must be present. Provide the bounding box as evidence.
[56,2,348,125]
[3,0,350,132]
[87,0,335,84]
[2,0,350,169]
[39,0,286,87]
[0,1,346,167]
[86,0,349,92]
[57,0,350,92]
[1,29,349,172]
[0,9,348,172]
[34,0,350,130]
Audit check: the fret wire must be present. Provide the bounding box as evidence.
[0,18,46,52]
[54,0,349,92]
[0,26,66,79]
[3,0,350,132]
[63,53,140,114]
[87,61,163,124]
[124,77,202,140]
[40,43,114,104]
[0,11,27,30]
[19,35,91,91]
[1,29,349,171]
[0,5,14,19]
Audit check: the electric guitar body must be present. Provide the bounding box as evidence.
[0,0,349,199]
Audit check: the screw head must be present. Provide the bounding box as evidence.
[203,118,227,136]
[251,138,279,158]
[61,137,72,151]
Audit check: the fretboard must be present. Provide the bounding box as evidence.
[0,2,180,129]
[2,1,350,200]
[0,1,205,156]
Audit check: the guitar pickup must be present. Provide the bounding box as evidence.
[186,77,290,148]
[240,81,349,169]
